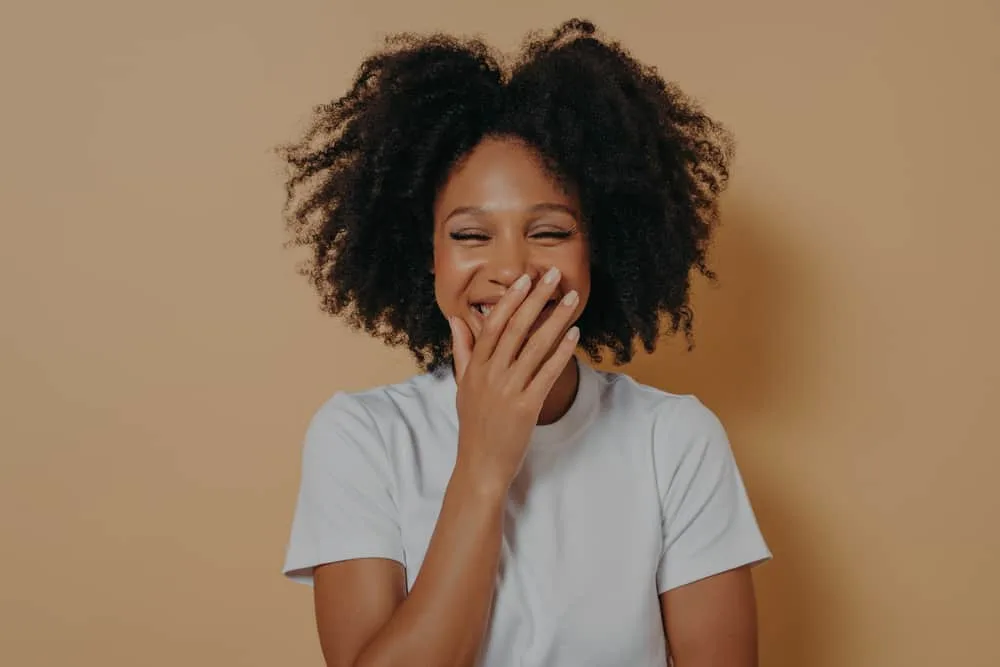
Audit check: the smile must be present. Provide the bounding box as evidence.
[470,300,558,320]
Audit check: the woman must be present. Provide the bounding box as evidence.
[279,18,771,667]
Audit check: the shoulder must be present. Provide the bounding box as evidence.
[590,369,731,479]
[594,369,724,438]
[304,370,453,446]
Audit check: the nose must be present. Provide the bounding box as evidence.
[486,235,540,287]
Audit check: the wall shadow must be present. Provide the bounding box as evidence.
[603,200,836,666]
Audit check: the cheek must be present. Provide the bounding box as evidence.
[562,246,592,300]
[575,275,592,313]
[432,247,475,313]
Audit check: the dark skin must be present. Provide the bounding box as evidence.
[311,137,760,667]
[432,137,590,425]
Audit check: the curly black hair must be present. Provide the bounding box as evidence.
[279,18,733,371]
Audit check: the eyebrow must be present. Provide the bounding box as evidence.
[442,202,579,223]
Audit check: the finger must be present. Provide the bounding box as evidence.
[509,288,581,387]
[525,325,580,402]
[470,272,532,365]
[449,316,474,383]
[492,266,563,367]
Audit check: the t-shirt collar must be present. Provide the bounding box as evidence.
[430,356,600,448]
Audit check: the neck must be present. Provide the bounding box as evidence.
[537,356,580,425]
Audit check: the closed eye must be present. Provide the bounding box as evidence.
[449,232,490,241]
[449,230,575,242]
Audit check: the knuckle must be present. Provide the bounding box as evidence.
[519,337,542,361]
[514,396,536,414]
[508,311,534,336]
[502,287,525,306]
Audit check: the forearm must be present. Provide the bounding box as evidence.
[356,456,506,667]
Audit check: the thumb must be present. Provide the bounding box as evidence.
[449,316,473,382]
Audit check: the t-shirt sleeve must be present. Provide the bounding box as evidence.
[282,392,404,586]
[653,396,771,594]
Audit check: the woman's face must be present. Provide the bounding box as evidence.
[433,137,591,343]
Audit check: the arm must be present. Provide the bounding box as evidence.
[659,565,760,667]
[309,271,580,667]
[652,397,771,667]
[315,462,507,667]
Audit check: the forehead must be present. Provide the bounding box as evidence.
[434,137,576,217]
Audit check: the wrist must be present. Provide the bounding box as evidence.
[450,454,510,503]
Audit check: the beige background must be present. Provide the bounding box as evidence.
[2,1,998,665]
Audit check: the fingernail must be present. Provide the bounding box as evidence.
[566,326,580,342]
[543,267,561,284]
[513,273,531,291]
[561,290,579,307]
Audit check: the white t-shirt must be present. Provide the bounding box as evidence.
[283,359,771,666]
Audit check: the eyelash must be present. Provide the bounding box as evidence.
[449,231,573,241]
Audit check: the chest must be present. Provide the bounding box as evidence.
[389,421,668,665]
